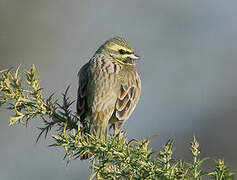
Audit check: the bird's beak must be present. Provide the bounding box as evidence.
[129,54,140,60]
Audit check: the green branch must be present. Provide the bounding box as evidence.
[0,65,234,180]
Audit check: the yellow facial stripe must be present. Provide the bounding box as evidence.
[112,58,135,66]
[115,59,127,65]
[109,43,133,54]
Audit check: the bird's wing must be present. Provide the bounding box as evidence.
[77,62,90,123]
[115,71,141,121]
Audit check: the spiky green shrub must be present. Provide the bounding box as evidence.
[0,65,234,180]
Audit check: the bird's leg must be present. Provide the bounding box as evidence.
[113,120,124,136]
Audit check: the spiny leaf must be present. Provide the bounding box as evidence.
[9,115,24,126]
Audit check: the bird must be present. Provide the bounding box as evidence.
[77,37,141,139]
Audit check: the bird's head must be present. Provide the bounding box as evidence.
[96,37,139,65]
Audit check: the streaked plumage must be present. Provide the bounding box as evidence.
[77,37,141,138]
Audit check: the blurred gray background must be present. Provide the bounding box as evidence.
[1,0,237,179]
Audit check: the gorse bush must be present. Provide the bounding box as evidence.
[0,65,234,180]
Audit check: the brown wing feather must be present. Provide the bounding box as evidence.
[115,71,141,122]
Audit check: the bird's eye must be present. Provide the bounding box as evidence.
[119,49,126,54]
